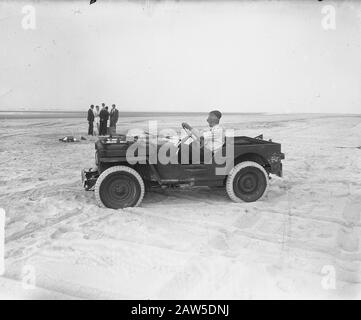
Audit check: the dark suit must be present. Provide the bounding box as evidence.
[99,109,109,135]
[87,108,94,135]
[109,108,119,135]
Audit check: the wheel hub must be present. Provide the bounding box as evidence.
[238,173,257,193]
[100,173,140,208]
[110,180,132,199]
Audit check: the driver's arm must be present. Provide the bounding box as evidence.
[191,129,204,148]
[190,127,202,140]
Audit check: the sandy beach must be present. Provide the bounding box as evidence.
[0,112,360,299]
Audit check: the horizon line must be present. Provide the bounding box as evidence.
[0,110,360,116]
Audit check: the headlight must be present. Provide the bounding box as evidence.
[95,151,99,166]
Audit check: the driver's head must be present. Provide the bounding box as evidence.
[207,110,222,127]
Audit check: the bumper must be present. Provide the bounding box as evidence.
[273,162,283,177]
[81,168,99,191]
[268,152,284,177]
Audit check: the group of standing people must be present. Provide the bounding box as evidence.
[87,103,119,136]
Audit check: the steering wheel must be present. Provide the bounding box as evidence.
[182,123,193,138]
[177,123,195,147]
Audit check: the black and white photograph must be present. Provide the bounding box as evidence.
[0,0,360,301]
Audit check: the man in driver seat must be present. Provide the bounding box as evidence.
[181,110,225,164]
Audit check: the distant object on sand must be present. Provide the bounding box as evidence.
[336,146,361,150]
[59,136,80,143]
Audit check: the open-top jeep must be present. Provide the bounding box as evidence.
[82,128,284,209]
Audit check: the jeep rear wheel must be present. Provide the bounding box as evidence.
[226,161,269,203]
[95,166,145,209]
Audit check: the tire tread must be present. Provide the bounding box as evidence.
[226,161,269,203]
[95,165,145,208]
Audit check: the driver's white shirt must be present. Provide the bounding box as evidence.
[202,124,225,153]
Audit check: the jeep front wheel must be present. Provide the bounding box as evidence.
[226,161,269,203]
[95,166,145,209]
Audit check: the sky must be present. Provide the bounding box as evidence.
[0,0,360,113]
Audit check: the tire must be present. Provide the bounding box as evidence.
[95,166,145,209]
[226,161,269,203]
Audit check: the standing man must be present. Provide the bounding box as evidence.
[87,105,95,135]
[109,104,119,135]
[99,105,104,135]
[104,106,110,135]
[99,104,108,135]
[99,106,110,135]
[94,105,100,135]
